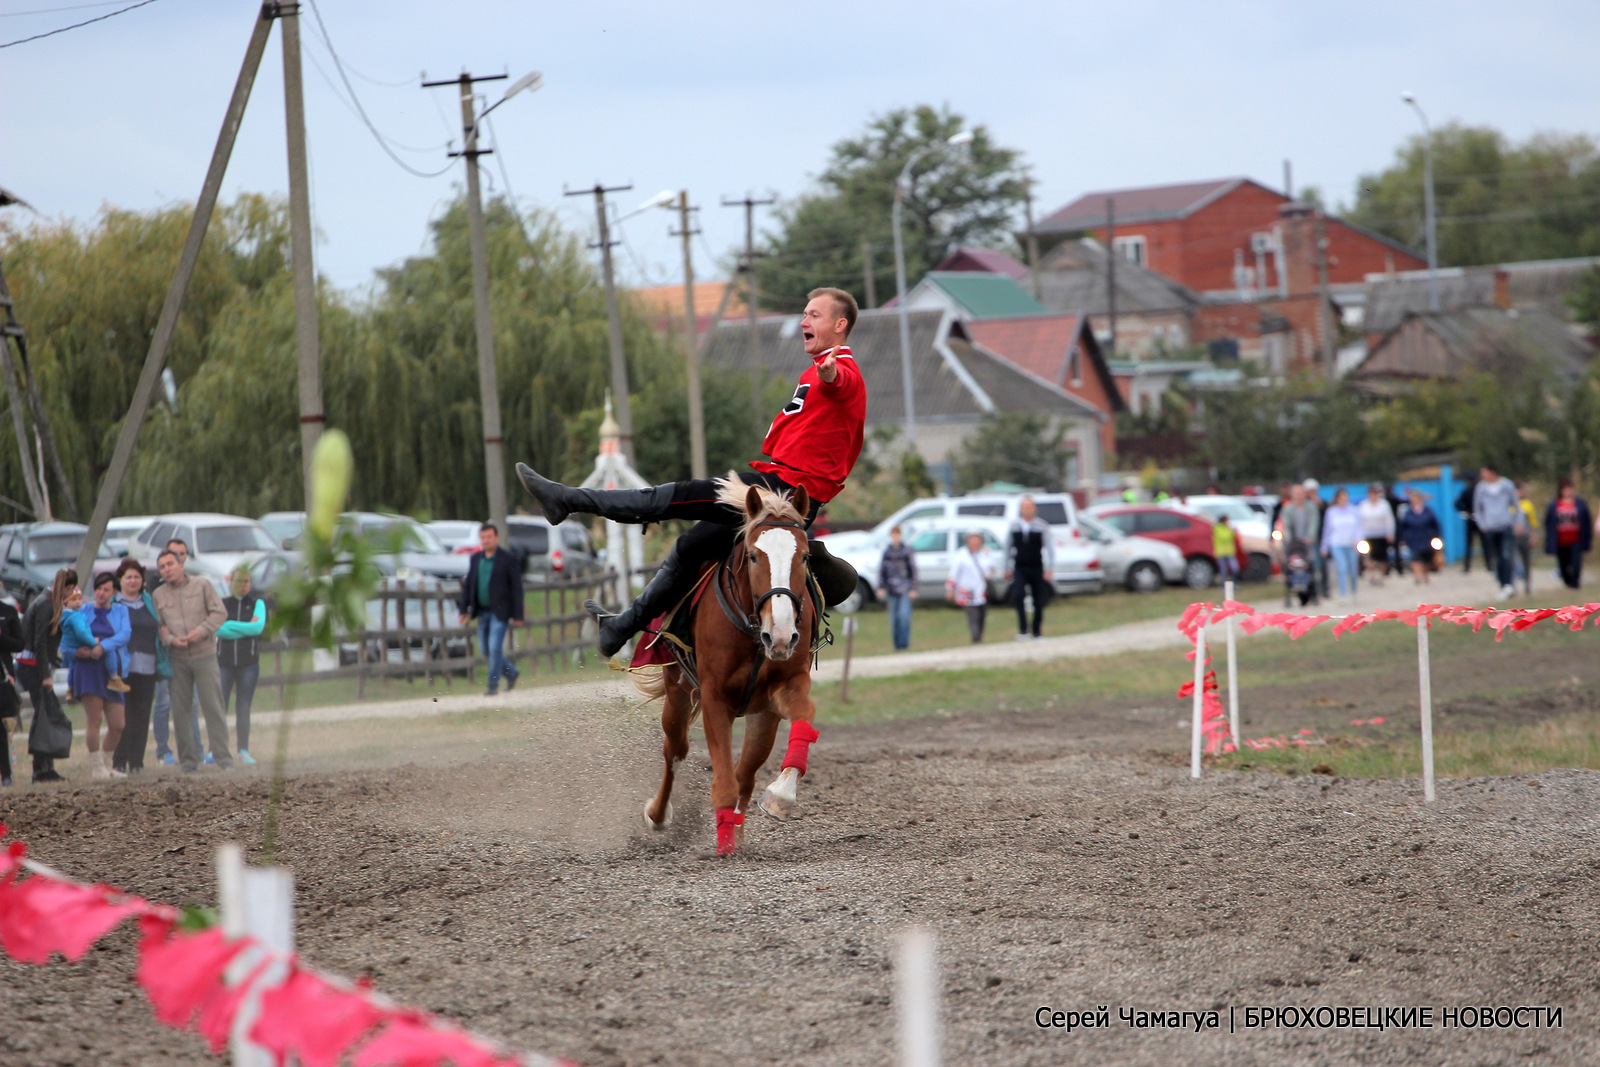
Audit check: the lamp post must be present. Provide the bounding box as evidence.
[1401,92,1439,310]
[892,129,973,449]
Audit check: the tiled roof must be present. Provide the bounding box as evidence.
[1036,178,1246,234]
[963,314,1126,413]
[915,272,1048,318]
[630,280,746,318]
[933,247,1029,279]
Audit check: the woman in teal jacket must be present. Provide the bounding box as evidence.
[60,571,132,778]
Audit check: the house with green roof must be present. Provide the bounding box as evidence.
[896,271,1048,320]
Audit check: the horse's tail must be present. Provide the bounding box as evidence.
[632,665,669,704]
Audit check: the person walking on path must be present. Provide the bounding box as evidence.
[1473,466,1522,599]
[1455,479,1481,574]
[946,530,995,644]
[1357,482,1397,586]
[1544,479,1592,590]
[61,571,131,779]
[0,581,23,787]
[1213,514,1240,586]
[153,549,233,772]
[1397,489,1443,585]
[1514,482,1539,596]
[110,559,166,774]
[1321,488,1363,600]
[1007,496,1055,640]
[19,568,75,782]
[218,565,266,765]
[875,525,918,651]
[457,523,524,695]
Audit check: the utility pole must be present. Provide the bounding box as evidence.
[1105,198,1118,357]
[1023,179,1043,301]
[723,195,773,437]
[277,2,323,512]
[77,5,275,581]
[1316,211,1336,383]
[425,71,510,534]
[861,239,877,309]
[672,191,707,479]
[0,258,48,519]
[567,182,635,462]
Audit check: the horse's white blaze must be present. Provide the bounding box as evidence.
[754,527,799,651]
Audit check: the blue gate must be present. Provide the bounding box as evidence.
[1317,464,1465,564]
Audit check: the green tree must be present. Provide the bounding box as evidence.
[1347,125,1600,266]
[1202,379,1395,484]
[955,412,1075,492]
[1568,264,1600,334]
[754,105,1028,312]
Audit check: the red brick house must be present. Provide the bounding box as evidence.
[1034,177,1424,295]
[961,314,1126,456]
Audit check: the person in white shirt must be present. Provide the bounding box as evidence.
[1356,482,1397,587]
[947,531,997,643]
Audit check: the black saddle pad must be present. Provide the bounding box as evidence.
[808,539,858,607]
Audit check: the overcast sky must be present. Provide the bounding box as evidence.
[2,0,1596,294]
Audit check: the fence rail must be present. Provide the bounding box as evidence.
[258,568,655,699]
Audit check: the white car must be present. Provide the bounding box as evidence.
[104,516,155,557]
[426,520,484,553]
[1181,495,1272,541]
[130,513,280,592]
[822,492,1084,552]
[824,515,1102,611]
[1078,514,1187,592]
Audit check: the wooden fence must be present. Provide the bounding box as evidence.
[257,570,647,699]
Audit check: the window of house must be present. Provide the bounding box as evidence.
[1113,235,1147,268]
[1068,344,1083,387]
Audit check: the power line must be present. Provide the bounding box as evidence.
[484,111,518,208]
[0,1,129,17]
[0,0,160,48]
[302,0,451,178]
[301,41,448,154]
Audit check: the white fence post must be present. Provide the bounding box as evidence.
[217,843,295,1067]
[1417,617,1436,803]
[896,927,941,1067]
[1190,622,1206,779]
[1223,579,1239,749]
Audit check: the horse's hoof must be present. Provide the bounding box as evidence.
[642,800,673,831]
[759,768,799,820]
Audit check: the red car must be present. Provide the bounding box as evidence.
[1083,505,1248,589]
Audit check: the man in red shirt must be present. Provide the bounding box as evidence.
[518,287,867,656]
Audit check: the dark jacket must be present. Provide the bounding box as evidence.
[459,549,525,623]
[21,594,62,671]
[0,599,22,719]
[1397,504,1442,557]
[1544,497,1593,555]
[218,593,263,668]
[877,541,917,597]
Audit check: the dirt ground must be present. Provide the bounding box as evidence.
[3,668,1598,1066]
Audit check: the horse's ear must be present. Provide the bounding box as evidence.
[744,485,763,518]
[793,484,810,518]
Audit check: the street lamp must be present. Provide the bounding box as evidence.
[471,70,543,137]
[893,129,974,448]
[1401,92,1439,310]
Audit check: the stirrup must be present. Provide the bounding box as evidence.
[584,598,617,621]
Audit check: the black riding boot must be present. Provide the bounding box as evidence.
[516,463,674,527]
[586,546,693,658]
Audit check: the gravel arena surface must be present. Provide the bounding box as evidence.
[3,696,1597,1066]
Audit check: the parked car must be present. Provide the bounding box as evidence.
[1182,495,1272,540]
[821,491,1083,550]
[0,522,117,605]
[104,516,155,557]
[426,520,484,554]
[341,512,470,582]
[259,511,306,549]
[1078,514,1188,592]
[823,515,1101,611]
[1083,504,1244,589]
[129,513,280,593]
[505,516,602,582]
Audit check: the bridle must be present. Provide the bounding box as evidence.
[712,516,811,716]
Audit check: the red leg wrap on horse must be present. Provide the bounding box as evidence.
[715,807,744,855]
[781,720,820,776]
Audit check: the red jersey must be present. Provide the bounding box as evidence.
[750,345,866,503]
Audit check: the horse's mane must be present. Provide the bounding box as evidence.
[714,473,806,538]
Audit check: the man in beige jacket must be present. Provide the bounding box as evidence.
[153,548,233,772]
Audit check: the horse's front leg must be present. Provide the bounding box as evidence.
[700,683,743,855]
[759,670,819,820]
[735,709,781,817]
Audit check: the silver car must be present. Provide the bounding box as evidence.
[1078,514,1188,592]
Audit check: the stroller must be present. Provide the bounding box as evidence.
[1283,538,1319,607]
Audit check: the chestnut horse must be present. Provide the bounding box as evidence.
[636,479,821,855]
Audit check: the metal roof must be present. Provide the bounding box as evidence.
[912,272,1048,319]
[1034,238,1199,315]
[1036,178,1246,234]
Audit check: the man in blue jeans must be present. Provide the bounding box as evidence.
[458,523,525,694]
[875,525,918,650]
